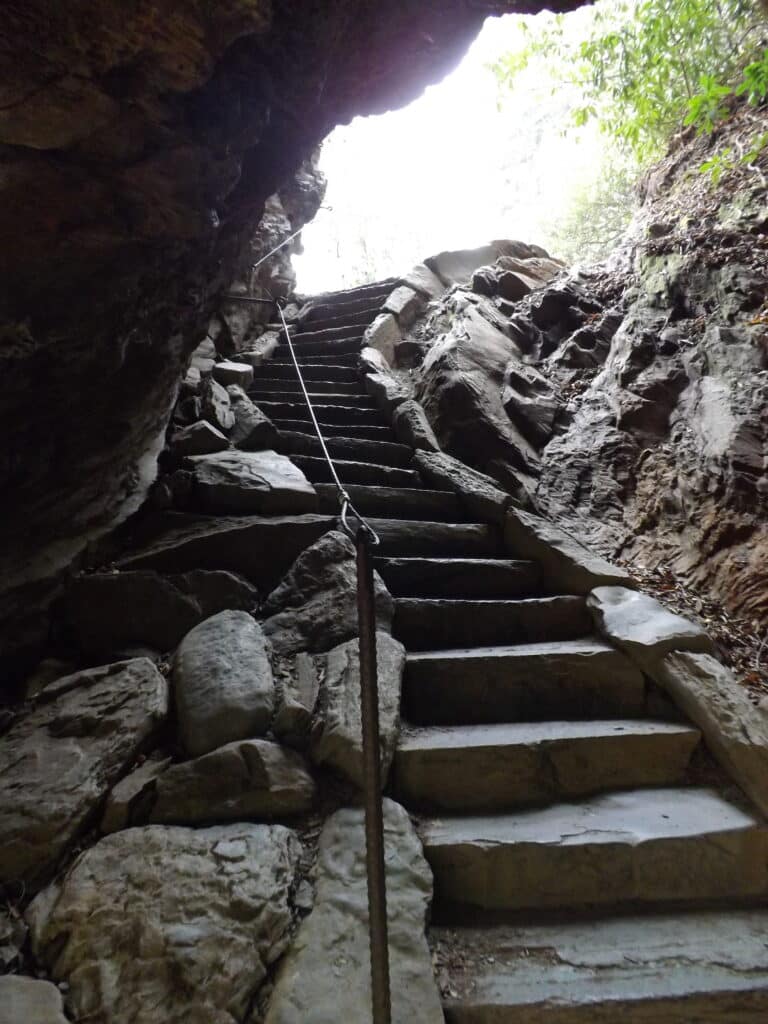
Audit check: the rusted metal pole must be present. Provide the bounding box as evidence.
[355,526,392,1024]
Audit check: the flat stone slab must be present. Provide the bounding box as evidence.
[395,720,700,812]
[589,586,715,670]
[28,824,300,1024]
[376,557,540,599]
[415,450,512,525]
[0,659,168,890]
[0,976,69,1024]
[265,800,443,1024]
[365,518,500,558]
[437,909,768,1022]
[422,787,768,915]
[404,640,646,725]
[188,449,317,514]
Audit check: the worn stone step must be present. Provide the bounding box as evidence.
[252,389,374,407]
[422,788,768,917]
[248,377,364,395]
[316,484,465,521]
[277,430,413,468]
[277,337,362,358]
[394,720,701,813]
[253,362,359,382]
[376,558,540,599]
[404,640,646,725]
[290,454,422,488]
[287,323,365,345]
[364,519,501,558]
[302,293,387,322]
[300,278,396,310]
[273,419,394,441]
[393,597,591,650]
[270,352,359,367]
[252,401,386,426]
[436,909,768,1022]
[297,306,382,332]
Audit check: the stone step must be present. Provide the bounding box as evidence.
[253,362,359,382]
[364,519,501,558]
[287,323,364,345]
[273,419,394,441]
[277,337,363,358]
[301,293,387,322]
[300,278,396,309]
[422,788,768,917]
[270,353,359,367]
[252,389,374,407]
[436,909,768,1022]
[252,401,386,426]
[394,720,701,813]
[248,377,364,394]
[316,484,465,521]
[297,306,382,332]
[404,640,646,725]
[375,558,540,599]
[393,597,591,650]
[276,430,413,469]
[290,455,422,488]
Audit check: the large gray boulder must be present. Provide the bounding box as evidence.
[0,976,69,1024]
[188,449,317,514]
[263,531,393,659]
[384,285,425,329]
[61,568,257,657]
[265,800,443,1024]
[169,420,229,458]
[27,823,300,1024]
[426,240,549,287]
[227,384,279,449]
[150,739,316,824]
[0,659,168,890]
[173,610,275,757]
[415,449,512,524]
[200,377,235,433]
[307,631,405,788]
[392,399,440,452]
[363,313,402,364]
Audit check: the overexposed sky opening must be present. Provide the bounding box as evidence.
[294,10,607,294]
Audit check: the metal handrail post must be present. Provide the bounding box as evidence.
[356,526,392,1024]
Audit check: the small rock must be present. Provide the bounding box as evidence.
[169,420,229,458]
[212,360,254,389]
[188,449,317,514]
[0,976,68,1024]
[174,610,275,757]
[189,337,217,376]
[200,377,235,433]
[150,739,316,824]
[101,754,171,834]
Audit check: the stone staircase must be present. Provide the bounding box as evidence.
[251,279,768,1020]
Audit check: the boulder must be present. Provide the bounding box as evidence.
[27,824,300,1024]
[309,631,405,788]
[265,800,443,1024]
[200,377,235,433]
[174,610,275,757]
[402,262,445,300]
[365,371,411,415]
[263,531,394,659]
[414,449,512,524]
[101,754,171,834]
[61,568,257,657]
[0,659,168,890]
[0,976,68,1024]
[363,313,402,364]
[238,330,281,368]
[150,739,315,825]
[426,241,549,287]
[188,449,317,514]
[212,360,254,389]
[359,345,391,374]
[504,510,634,595]
[656,652,768,816]
[169,420,229,458]
[588,587,714,670]
[502,363,562,448]
[189,337,217,376]
[227,384,279,449]
[0,909,26,972]
[392,399,440,452]
[384,285,425,328]
[272,653,320,748]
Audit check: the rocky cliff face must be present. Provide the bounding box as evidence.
[0,0,583,673]
[408,105,768,630]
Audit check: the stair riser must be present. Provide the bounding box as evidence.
[394,726,700,813]
[296,307,381,331]
[288,324,365,344]
[290,456,421,488]
[277,432,413,468]
[404,647,646,725]
[253,403,386,425]
[317,486,465,522]
[393,597,591,650]
[377,559,540,599]
[252,363,359,382]
[248,379,363,394]
[271,353,359,366]
[367,520,501,559]
[253,390,375,407]
[274,420,393,441]
[278,338,362,358]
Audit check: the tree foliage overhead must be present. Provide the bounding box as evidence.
[492,0,766,162]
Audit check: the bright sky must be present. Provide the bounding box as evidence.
[294,10,605,293]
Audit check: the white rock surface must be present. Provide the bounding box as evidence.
[365,371,411,415]
[174,610,274,757]
[589,586,714,669]
[170,420,229,457]
[150,739,316,824]
[384,285,425,328]
[265,800,443,1024]
[27,823,300,1024]
[0,976,69,1024]
[0,658,168,890]
[402,262,445,299]
[212,360,254,389]
[310,631,405,788]
[657,651,768,815]
[189,449,317,514]
[363,313,402,364]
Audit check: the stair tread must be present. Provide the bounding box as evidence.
[253,391,374,406]
[291,455,422,487]
[278,430,412,467]
[435,910,768,1020]
[406,637,628,662]
[252,362,359,381]
[276,420,393,440]
[249,378,364,393]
